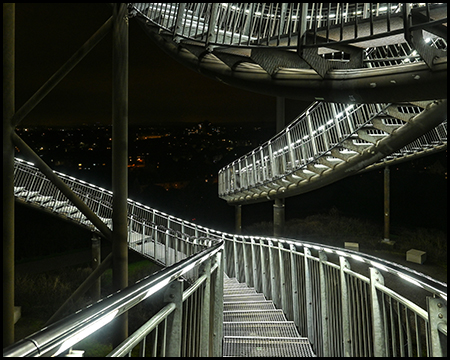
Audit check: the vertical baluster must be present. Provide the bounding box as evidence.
[370,267,387,356]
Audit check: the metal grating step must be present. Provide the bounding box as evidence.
[223,337,316,357]
[224,301,275,311]
[224,294,267,302]
[223,310,287,322]
[224,288,257,295]
[224,321,300,337]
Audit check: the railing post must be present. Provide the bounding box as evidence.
[211,250,224,357]
[165,230,170,266]
[427,296,447,357]
[268,240,279,305]
[233,235,240,280]
[251,237,260,292]
[278,242,287,315]
[242,237,251,286]
[173,3,186,43]
[206,3,218,51]
[304,247,314,347]
[260,239,269,297]
[164,279,183,357]
[290,244,300,329]
[370,267,387,357]
[339,256,352,356]
[199,258,211,357]
[318,250,330,357]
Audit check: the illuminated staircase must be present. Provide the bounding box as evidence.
[223,276,315,357]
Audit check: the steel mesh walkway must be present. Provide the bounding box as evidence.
[223,275,315,357]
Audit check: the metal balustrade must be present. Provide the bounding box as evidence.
[7,157,447,356]
[129,3,445,49]
[218,101,447,201]
[224,236,447,357]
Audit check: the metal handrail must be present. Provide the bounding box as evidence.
[9,158,447,356]
[3,239,223,357]
[224,236,447,356]
[217,100,447,199]
[129,3,446,50]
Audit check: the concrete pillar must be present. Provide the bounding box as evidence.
[91,235,101,301]
[273,198,285,237]
[112,3,129,346]
[3,3,15,347]
[235,205,242,234]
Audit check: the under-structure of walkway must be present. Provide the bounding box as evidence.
[3,3,447,357]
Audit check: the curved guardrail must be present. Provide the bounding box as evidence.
[7,157,448,356]
[218,100,447,204]
[129,3,447,102]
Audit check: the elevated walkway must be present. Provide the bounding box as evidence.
[130,3,447,103]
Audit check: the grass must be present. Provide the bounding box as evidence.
[244,206,447,265]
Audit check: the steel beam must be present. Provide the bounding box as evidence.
[3,2,15,348]
[12,133,113,240]
[112,2,129,346]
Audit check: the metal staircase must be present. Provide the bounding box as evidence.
[223,275,315,357]
[218,99,447,204]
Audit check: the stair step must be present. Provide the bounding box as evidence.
[224,301,275,311]
[224,321,300,337]
[224,288,257,295]
[223,310,287,322]
[223,337,315,357]
[224,294,267,302]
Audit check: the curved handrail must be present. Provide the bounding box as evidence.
[9,157,447,356]
[129,3,445,50]
[218,100,447,204]
[128,3,447,102]
[3,240,223,357]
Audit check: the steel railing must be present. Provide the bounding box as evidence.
[129,3,446,50]
[129,3,446,49]
[8,157,448,356]
[223,236,447,357]
[4,238,224,357]
[217,101,447,198]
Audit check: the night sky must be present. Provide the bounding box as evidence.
[14,3,310,127]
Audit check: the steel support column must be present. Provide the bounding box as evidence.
[3,3,15,348]
[273,198,285,237]
[91,234,101,301]
[274,97,286,237]
[112,3,129,346]
[235,204,242,234]
[383,166,390,242]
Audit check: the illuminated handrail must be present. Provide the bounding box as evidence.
[129,3,446,50]
[217,101,447,199]
[9,157,447,356]
[3,240,224,357]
